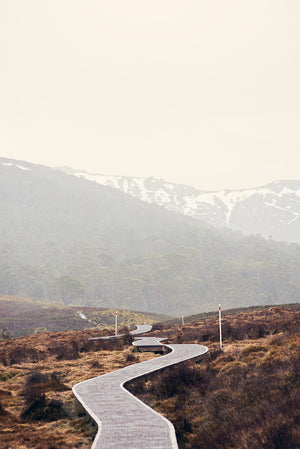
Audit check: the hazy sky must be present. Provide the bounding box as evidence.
[1,1,299,190]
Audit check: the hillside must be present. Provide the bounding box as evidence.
[0,305,299,449]
[60,167,300,244]
[0,158,299,315]
[0,296,166,338]
[130,305,300,449]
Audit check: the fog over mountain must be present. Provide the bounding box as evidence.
[59,167,300,244]
[0,158,299,315]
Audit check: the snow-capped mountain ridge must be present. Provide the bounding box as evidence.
[1,160,299,244]
[59,167,300,244]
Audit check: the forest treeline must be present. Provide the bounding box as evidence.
[0,159,299,315]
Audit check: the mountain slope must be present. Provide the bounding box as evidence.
[61,167,300,244]
[0,158,213,262]
[0,295,166,337]
[0,158,299,315]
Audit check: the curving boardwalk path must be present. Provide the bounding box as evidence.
[88,324,152,341]
[73,326,208,449]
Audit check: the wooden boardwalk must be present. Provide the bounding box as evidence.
[73,327,208,449]
[88,324,152,341]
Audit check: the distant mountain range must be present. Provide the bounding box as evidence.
[0,157,299,315]
[59,167,300,244]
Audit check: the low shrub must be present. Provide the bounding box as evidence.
[89,359,103,369]
[0,370,18,381]
[20,371,69,422]
[48,340,79,360]
[21,371,69,404]
[148,363,209,400]
[241,345,268,357]
[125,352,139,363]
[20,396,68,422]
[1,345,42,365]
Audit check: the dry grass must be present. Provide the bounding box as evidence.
[0,329,157,449]
[1,306,299,449]
[129,306,300,449]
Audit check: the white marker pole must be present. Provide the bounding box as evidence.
[181,314,184,326]
[115,311,118,337]
[218,303,222,350]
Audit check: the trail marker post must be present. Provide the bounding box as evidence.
[115,311,118,337]
[218,303,222,350]
[182,314,184,326]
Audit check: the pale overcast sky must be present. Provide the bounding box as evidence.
[1,1,299,190]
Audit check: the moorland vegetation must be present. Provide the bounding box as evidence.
[0,295,164,337]
[0,327,157,448]
[131,305,300,449]
[0,304,299,449]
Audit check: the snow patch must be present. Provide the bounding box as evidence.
[1,162,31,171]
[17,165,31,171]
[59,168,300,236]
[279,187,300,198]
[132,178,152,202]
[155,189,172,203]
[288,213,299,224]
[182,193,216,215]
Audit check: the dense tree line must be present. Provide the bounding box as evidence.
[0,237,299,315]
